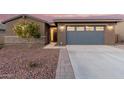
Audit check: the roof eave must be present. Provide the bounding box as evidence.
[54,19,123,23]
[1,14,49,24]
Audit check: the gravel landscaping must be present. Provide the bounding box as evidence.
[0,45,59,79]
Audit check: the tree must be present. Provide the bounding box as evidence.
[13,21,41,47]
[13,21,41,39]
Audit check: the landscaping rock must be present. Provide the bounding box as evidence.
[0,46,59,79]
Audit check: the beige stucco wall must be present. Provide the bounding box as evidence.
[57,23,67,45]
[104,24,116,45]
[115,21,124,42]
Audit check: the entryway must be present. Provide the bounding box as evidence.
[50,27,57,42]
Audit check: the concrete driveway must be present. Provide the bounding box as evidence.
[67,45,124,79]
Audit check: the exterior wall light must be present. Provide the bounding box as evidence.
[107,25,114,31]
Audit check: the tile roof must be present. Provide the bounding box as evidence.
[0,14,124,23]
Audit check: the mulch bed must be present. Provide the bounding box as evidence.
[0,46,59,79]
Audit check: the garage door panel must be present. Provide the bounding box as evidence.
[67,31,104,45]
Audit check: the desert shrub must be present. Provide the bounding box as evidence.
[28,61,43,68]
[13,21,41,40]
[29,62,38,68]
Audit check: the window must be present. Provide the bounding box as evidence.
[67,26,75,31]
[76,26,85,31]
[96,26,104,31]
[86,26,94,31]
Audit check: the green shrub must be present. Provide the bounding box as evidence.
[28,61,43,68]
[29,62,38,68]
[13,21,41,39]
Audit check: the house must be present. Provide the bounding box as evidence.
[0,14,123,45]
[0,24,5,44]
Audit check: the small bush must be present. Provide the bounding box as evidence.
[28,61,43,68]
[32,32,41,39]
[29,62,38,68]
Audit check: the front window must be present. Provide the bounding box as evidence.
[86,26,94,31]
[67,26,75,31]
[96,26,104,31]
[76,26,85,31]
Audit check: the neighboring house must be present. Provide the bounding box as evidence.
[0,24,5,44]
[0,14,124,45]
[0,24,5,31]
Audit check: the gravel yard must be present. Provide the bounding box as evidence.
[0,46,59,79]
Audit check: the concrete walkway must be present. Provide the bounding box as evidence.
[43,43,65,49]
[67,45,124,79]
[44,43,74,79]
[56,48,75,79]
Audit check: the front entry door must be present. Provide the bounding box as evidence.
[50,27,57,42]
[53,31,57,42]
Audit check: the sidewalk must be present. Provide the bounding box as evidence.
[56,48,75,79]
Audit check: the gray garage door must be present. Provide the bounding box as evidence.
[67,31,104,45]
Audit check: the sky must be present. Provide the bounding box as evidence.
[0,0,124,13]
[0,0,124,22]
